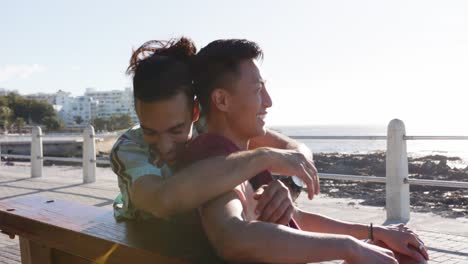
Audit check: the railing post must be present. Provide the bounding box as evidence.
[82,125,96,183]
[31,126,43,178]
[386,119,410,222]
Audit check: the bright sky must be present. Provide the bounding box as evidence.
[1,0,467,134]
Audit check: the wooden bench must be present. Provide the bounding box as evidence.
[0,196,224,264]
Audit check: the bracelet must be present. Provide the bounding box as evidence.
[368,223,374,241]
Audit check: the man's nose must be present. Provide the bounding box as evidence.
[157,136,174,156]
[262,88,273,108]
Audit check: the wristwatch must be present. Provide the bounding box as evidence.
[275,175,305,194]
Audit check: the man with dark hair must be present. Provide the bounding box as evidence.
[184,39,429,263]
[111,37,319,227]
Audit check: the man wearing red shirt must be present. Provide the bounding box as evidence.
[183,39,428,264]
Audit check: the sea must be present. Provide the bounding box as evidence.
[270,125,468,168]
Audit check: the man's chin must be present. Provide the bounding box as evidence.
[249,128,267,140]
[158,155,175,166]
[165,159,177,167]
[258,126,267,136]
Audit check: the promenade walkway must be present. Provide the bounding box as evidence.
[0,163,467,263]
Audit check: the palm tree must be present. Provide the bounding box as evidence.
[14,117,26,133]
[0,106,13,134]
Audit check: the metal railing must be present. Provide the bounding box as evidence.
[0,126,108,183]
[292,135,467,188]
[291,136,468,189]
[292,119,468,221]
[1,119,467,221]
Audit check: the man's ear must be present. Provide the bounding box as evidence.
[211,88,230,112]
[192,98,200,122]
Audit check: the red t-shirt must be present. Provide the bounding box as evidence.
[183,133,299,228]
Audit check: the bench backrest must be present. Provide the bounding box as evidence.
[0,196,223,263]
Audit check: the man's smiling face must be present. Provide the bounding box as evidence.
[135,91,198,167]
[225,59,272,140]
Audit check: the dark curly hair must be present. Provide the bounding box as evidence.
[127,37,197,103]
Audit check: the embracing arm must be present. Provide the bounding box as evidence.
[111,132,278,219]
[131,149,272,219]
[249,128,313,159]
[112,131,318,219]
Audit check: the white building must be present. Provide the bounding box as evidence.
[84,88,137,122]
[24,88,137,128]
[54,90,72,106]
[58,96,98,126]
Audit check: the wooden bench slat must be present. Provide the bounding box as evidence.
[0,195,224,264]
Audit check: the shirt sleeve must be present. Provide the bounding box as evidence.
[111,134,162,183]
[110,133,162,221]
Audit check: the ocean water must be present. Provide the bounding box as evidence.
[271,125,468,167]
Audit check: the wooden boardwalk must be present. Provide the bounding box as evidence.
[0,163,467,263]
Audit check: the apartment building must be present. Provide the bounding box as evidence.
[84,87,137,122]
[57,96,98,126]
[23,88,137,127]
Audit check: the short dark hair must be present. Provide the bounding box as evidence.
[127,37,197,103]
[191,39,263,114]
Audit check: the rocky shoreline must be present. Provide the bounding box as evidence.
[315,152,468,218]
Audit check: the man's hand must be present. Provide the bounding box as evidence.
[253,180,295,225]
[264,147,319,200]
[374,224,429,262]
[346,238,398,264]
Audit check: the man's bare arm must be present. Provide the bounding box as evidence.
[294,209,429,261]
[294,208,370,239]
[249,128,312,157]
[132,149,267,219]
[131,147,316,219]
[199,191,397,263]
